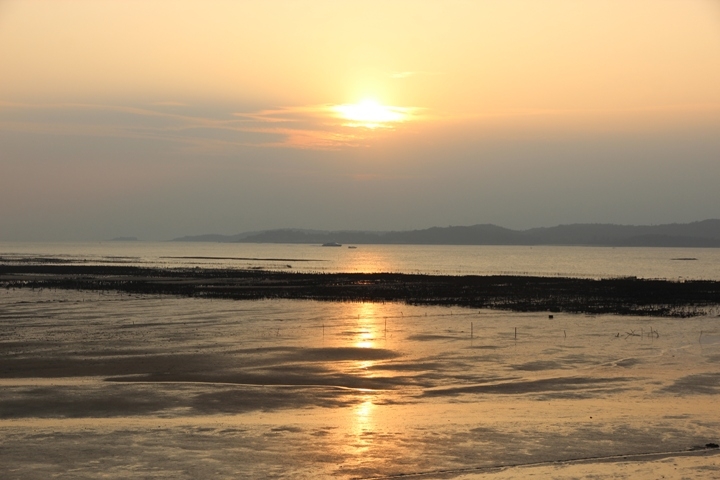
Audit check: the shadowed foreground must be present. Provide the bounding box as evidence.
[2,263,720,317]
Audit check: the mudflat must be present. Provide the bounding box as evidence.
[1,283,720,479]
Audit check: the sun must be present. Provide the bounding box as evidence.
[333,99,408,128]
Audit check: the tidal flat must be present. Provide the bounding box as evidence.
[1,287,720,479]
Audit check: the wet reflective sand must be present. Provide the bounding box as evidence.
[1,288,719,478]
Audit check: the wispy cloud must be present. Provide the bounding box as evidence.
[233,103,423,149]
[0,101,280,153]
[0,100,424,152]
[151,101,187,107]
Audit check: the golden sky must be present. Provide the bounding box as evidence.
[1,0,719,239]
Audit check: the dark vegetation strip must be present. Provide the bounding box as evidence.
[1,264,719,317]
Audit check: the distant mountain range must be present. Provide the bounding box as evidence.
[171,220,720,248]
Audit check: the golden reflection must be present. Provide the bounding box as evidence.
[333,99,410,129]
[343,248,393,274]
[353,302,379,349]
[356,396,374,420]
[333,302,383,459]
[350,394,376,455]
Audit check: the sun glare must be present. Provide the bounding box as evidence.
[333,99,408,128]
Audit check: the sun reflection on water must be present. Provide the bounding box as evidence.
[355,326,375,349]
[352,302,380,349]
[340,248,394,274]
[350,395,377,455]
[329,301,396,464]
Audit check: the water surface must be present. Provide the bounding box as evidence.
[2,241,719,280]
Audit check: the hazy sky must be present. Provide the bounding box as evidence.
[2,0,719,241]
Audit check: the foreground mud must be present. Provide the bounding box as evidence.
[1,288,720,479]
[2,263,720,317]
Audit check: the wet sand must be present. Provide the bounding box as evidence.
[1,285,719,479]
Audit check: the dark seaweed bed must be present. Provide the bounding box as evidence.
[2,262,719,317]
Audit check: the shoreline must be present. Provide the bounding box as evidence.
[2,263,719,317]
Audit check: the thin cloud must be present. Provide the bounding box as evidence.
[1,100,425,152]
[233,103,424,149]
[253,127,366,150]
[151,101,187,107]
[0,102,277,153]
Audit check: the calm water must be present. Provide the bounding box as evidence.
[1,241,719,280]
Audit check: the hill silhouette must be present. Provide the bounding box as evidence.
[172,220,720,248]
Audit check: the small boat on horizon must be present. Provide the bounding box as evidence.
[348,245,357,249]
[321,242,342,247]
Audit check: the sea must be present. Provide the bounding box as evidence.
[1,241,719,280]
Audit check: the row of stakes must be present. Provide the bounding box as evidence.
[318,320,669,342]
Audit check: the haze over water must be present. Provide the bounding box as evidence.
[2,242,720,280]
